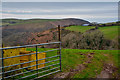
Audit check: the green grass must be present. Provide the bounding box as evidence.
[73,50,107,78]
[27,48,119,78]
[26,48,88,72]
[65,25,96,33]
[12,48,119,79]
[98,26,119,40]
[65,25,119,40]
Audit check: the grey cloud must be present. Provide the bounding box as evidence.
[2,2,118,23]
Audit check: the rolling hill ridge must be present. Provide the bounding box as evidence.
[2,18,90,46]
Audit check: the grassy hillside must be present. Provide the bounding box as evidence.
[2,19,60,26]
[65,25,118,40]
[98,26,118,40]
[65,25,95,33]
[2,18,89,27]
[25,48,119,79]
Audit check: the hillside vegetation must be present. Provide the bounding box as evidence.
[65,25,118,40]
[2,18,90,46]
[65,25,95,33]
[2,18,119,50]
[61,25,119,50]
[2,19,59,26]
[98,26,118,40]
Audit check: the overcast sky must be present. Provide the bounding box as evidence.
[2,0,120,2]
[1,2,118,23]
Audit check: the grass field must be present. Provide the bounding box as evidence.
[5,48,119,79]
[98,26,119,40]
[65,25,119,40]
[24,48,119,79]
[65,25,96,33]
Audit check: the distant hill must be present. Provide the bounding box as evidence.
[2,18,90,46]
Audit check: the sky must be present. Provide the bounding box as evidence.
[1,2,119,23]
[2,0,120,2]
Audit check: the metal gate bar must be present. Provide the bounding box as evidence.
[0,49,59,60]
[0,42,61,80]
[0,55,60,74]
[4,63,60,79]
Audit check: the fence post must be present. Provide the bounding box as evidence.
[35,46,38,78]
[58,25,62,71]
[58,25,61,42]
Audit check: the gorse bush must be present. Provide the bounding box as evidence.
[62,30,116,50]
[80,30,111,49]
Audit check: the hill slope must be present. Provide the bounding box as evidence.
[2,18,90,46]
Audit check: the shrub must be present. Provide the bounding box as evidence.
[62,30,116,50]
